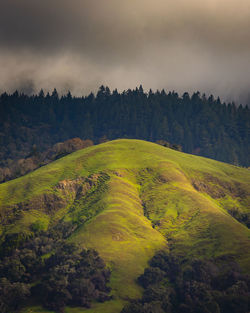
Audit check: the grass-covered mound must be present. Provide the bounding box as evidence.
[0,139,249,313]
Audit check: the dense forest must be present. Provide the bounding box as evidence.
[0,86,249,167]
[122,251,250,313]
[0,222,111,313]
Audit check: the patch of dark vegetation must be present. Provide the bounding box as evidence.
[205,175,246,198]
[191,175,247,200]
[228,208,250,229]
[121,251,250,313]
[0,223,111,313]
[66,172,110,226]
[141,201,149,220]
[156,140,182,152]
[192,179,226,199]
[0,138,93,183]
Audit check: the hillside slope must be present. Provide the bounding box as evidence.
[0,139,249,313]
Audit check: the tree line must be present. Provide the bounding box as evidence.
[0,86,249,166]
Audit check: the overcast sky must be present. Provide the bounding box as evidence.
[0,0,250,103]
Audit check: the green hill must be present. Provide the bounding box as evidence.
[0,139,249,313]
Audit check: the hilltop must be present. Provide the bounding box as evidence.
[0,139,249,313]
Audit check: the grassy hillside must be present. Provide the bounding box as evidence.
[0,139,250,313]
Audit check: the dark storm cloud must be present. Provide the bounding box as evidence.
[0,0,250,103]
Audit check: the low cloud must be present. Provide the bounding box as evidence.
[0,0,250,103]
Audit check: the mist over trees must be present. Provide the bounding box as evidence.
[0,86,249,167]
